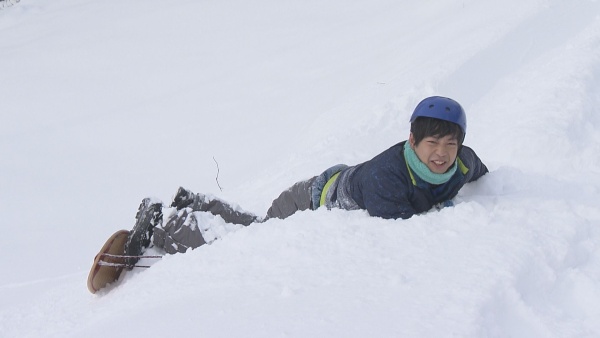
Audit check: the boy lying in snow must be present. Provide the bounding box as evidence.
[88,96,488,293]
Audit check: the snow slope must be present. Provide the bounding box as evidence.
[1,0,599,336]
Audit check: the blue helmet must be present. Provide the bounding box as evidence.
[409,96,467,135]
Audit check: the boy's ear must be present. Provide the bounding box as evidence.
[409,133,415,148]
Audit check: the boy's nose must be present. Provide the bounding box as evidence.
[435,145,448,157]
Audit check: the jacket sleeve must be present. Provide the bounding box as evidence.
[360,169,417,220]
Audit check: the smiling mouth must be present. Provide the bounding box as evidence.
[432,160,446,166]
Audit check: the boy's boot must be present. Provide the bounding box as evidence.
[124,198,163,266]
[171,186,205,210]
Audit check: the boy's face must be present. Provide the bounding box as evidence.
[409,133,459,174]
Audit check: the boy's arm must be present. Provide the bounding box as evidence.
[360,174,417,220]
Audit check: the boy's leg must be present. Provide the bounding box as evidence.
[152,187,258,254]
[151,179,316,254]
[265,177,316,220]
[153,208,206,254]
[171,187,258,225]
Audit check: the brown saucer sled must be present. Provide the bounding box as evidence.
[87,230,130,294]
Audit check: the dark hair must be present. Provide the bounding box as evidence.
[410,117,464,146]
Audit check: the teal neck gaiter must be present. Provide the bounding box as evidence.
[403,142,457,185]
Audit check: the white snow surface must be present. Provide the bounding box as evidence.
[1,0,600,336]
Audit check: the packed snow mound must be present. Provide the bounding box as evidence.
[1,0,599,337]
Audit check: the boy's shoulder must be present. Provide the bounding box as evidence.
[457,144,488,180]
[458,144,481,162]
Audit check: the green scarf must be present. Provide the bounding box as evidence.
[403,142,457,185]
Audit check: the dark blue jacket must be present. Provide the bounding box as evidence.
[347,141,488,219]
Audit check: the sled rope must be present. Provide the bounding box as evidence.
[98,261,152,268]
[101,253,163,259]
